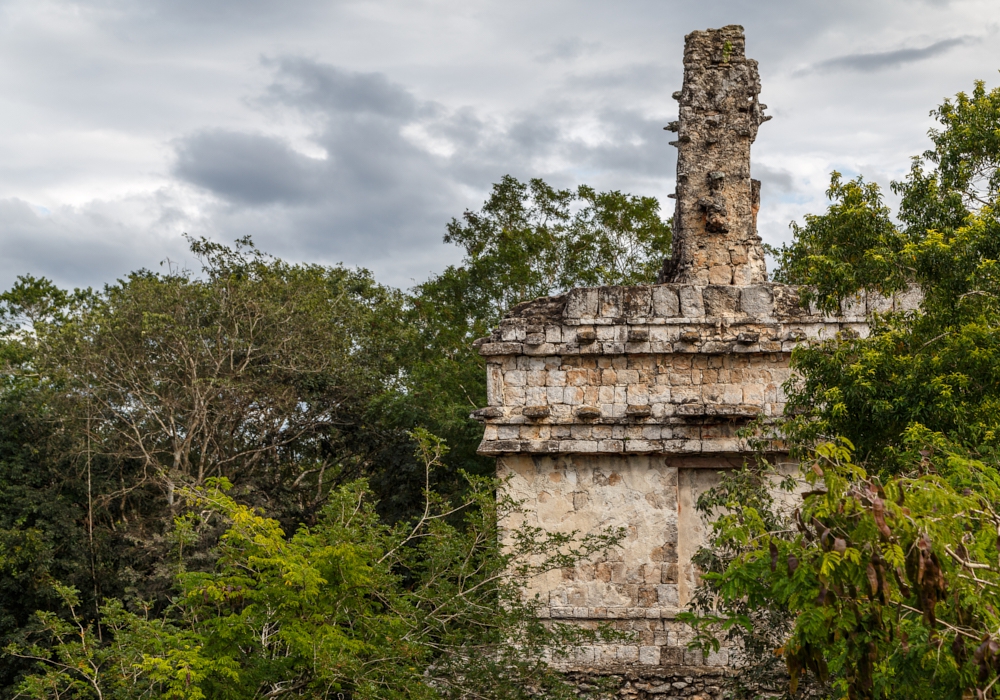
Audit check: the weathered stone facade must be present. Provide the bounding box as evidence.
[658,25,770,286]
[474,283,914,458]
[473,284,919,681]
[473,24,919,696]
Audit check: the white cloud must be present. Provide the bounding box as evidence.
[0,0,997,290]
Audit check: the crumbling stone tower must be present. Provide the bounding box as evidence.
[659,25,769,286]
[473,25,918,695]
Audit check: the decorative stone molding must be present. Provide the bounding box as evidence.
[474,284,920,457]
[475,24,922,692]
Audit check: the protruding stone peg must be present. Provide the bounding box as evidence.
[657,25,769,285]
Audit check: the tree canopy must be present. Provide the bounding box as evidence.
[0,178,669,698]
[384,175,670,514]
[686,77,1000,700]
[6,435,625,700]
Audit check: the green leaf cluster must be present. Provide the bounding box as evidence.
[0,175,666,696]
[686,77,1000,699]
[8,434,626,699]
[384,175,670,514]
[768,173,909,314]
[687,435,1000,699]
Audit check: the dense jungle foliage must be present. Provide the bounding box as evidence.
[683,78,1000,699]
[0,178,668,698]
[7,67,1000,700]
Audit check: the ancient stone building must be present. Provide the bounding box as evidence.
[472,25,918,696]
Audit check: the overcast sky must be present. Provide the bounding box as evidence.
[1,0,997,291]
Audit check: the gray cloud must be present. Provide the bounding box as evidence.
[262,58,420,119]
[536,37,602,63]
[174,130,325,205]
[567,109,676,178]
[753,164,796,194]
[114,0,334,38]
[168,62,473,278]
[0,0,994,291]
[176,63,450,201]
[565,63,676,93]
[799,36,973,75]
[171,57,680,277]
[0,196,193,291]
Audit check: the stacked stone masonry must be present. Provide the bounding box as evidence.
[658,25,770,286]
[474,22,924,698]
[475,283,921,457]
[567,669,727,700]
[475,283,920,681]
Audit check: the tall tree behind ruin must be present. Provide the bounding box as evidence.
[385,175,670,512]
[0,237,409,653]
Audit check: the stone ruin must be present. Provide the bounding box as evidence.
[658,25,769,287]
[472,25,920,698]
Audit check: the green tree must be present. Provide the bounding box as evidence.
[0,237,413,692]
[389,176,670,513]
[8,433,625,700]
[684,78,1000,699]
[420,175,671,329]
[767,78,1000,473]
[768,173,909,314]
[2,236,406,510]
[0,174,670,694]
[685,436,1000,700]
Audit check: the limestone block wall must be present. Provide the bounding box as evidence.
[499,454,734,671]
[475,283,921,676]
[482,351,790,456]
[475,283,921,457]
